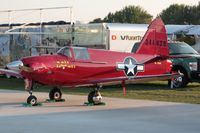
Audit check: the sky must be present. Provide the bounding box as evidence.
[0,0,199,23]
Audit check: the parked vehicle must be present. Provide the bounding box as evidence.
[132,41,200,88]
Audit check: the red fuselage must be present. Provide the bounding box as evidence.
[20,47,172,87]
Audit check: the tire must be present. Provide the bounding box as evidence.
[169,68,189,88]
[49,87,62,100]
[88,91,96,103]
[27,95,37,106]
[88,91,102,104]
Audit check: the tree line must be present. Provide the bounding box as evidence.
[90,2,200,24]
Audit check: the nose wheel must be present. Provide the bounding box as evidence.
[24,79,38,106]
[27,95,37,106]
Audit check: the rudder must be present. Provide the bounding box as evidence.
[136,17,168,56]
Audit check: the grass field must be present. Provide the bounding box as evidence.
[0,77,200,104]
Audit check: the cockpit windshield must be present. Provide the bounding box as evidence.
[57,47,72,57]
[73,47,90,60]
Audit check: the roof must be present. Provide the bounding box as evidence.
[185,25,200,35]
[105,23,200,35]
[166,25,200,35]
[105,23,148,31]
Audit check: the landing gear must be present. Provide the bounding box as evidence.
[27,95,37,106]
[24,79,38,106]
[26,87,38,106]
[49,87,62,101]
[88,85,102,104]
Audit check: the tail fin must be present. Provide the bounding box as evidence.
[136,17,168,56]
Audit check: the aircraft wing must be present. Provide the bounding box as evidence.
[0,69,22,78]
[88,73,180,85]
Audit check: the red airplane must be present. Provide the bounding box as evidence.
[0,18,179,106]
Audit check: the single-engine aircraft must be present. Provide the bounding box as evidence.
[0,18,180,105]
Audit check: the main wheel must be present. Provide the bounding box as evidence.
[168,68,189,88]
[49,87,62,100]
[88,91,102,104]
[27,95,37,106]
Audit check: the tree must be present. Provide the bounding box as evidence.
[160,2,200,24]
[90,5,152,24]
[89,18,103,23]
[194,2,200,24]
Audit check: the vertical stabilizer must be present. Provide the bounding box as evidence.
[136,18,168,56]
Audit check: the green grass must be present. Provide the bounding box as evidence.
[1,76,200,104]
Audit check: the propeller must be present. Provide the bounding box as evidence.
[19,65,34,72]
[6,60,33,72]
[6,60,23,71]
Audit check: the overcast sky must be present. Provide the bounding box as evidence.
[0,0,199,23]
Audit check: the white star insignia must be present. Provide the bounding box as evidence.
[116,57,144,78]
[125,59,136,75]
